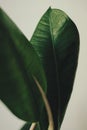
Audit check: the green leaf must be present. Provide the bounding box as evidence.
[31,7,80,130]
[20,123,31,130]
[0,8,47,122]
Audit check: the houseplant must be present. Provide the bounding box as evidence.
[0,7,79,130]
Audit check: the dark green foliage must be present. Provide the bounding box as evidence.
[0,8,47,122]
[0,7,79,130]
[31,8,79,130]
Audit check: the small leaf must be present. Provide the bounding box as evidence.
[20,123,31,130]
[21,122,41,130]
[0,8,47,122]
[31,7,80,130]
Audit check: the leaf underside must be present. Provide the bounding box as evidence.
[31,7,79,130]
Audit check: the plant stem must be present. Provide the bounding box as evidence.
[29,122,36,130]
[30,76,54,130]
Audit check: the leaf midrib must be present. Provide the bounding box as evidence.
[49,9,61,127]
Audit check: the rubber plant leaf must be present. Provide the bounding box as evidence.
[0,8,47,122]
[30,7,80,130]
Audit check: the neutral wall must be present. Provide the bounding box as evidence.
[0,0,87,130]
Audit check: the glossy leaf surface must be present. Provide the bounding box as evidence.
[0,8,47,122]
[31,8,79,130]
